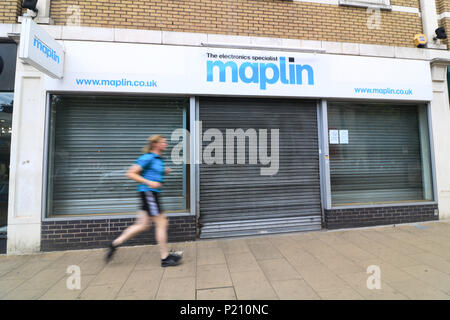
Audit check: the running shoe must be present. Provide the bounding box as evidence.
[169,249,184,257]
[161,253,182,267]
[105,242,117,263]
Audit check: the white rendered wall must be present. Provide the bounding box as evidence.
[7,56,47,254]
[430,63,450,220]
[419,0,441,49]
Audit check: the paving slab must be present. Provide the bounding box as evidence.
[270,279,320,300]
[0,279,26,299]
[296,239,330,252]
[268,234,300,248]
[365,231,427,256]
[408,253,450,276]
[316,287,364,300]
[248,243,283,260]
[316,233,351,247]
[401,265,450,295]
[319,257,366,276]
[230,270,278,300]
[1,288,47,300]
[106,246,145,266]
[196,240,220,249]
[413,241,450,260]
[293,263,350,292]
[39,275,97,300]
[75,251,108,276]
[116,269,163,300]
[388,279,450,300]
[304,241,347,263]
[281,248,323,268]
[0,260,54,281]
[0,259,29,278]
[163,257,196,278]
[328,243,374,262]
[375,253,422,269]
[11,267,66,293]
[424,235,450,248]
[197,264,232,290]
[245,237,273,246]
[88,263,136,287]
[197,287,236,300]
[220,239,251,254]
[356,259,415,283]
[289,231,320,242]
[197,247,226,266]
[156,276,196,300]
[134,251,163,271]
[44,250,92,267]
[339,272,408,300]
[225,251,260,273]
[258,259,302,281]
[77,283,123,300]
[384,229,425,244]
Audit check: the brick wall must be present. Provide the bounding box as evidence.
[41,215,197,251]
[48,0,422,47]
[436,1,450,47]
[438,18,449,47]
[436,0,450,14]
[0,0,21,23]
[392,0,419,7]
[325,204,439,229]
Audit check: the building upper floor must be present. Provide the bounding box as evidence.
[0,0,450,50]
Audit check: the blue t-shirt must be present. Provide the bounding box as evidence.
[135,152,165,192]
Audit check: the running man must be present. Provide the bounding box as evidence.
[105,135,182,267]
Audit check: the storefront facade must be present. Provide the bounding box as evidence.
[5,26,450,254]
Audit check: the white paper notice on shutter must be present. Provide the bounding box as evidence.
[329,130,339,144]
[339,130,349,144]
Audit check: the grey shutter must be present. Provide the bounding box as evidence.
[199,98,322,238]
[48,95,188,216]
[328,102,426,205]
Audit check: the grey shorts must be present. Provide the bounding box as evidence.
[140,191,162,216]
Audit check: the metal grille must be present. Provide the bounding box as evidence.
[199,97,322,238]
[328,102,429,205]
[48,95,188,216]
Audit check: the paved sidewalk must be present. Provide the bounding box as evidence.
[1,220,450,300]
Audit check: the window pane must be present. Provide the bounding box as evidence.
[47,95,189,216]
[328,102,433,206]
[0,93,13,227]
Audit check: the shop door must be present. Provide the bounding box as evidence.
[0,42,17,253]
[0,93,12,253]
[199,98,322,239]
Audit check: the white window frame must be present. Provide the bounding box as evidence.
[339,0,391,10]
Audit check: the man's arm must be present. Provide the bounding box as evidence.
[126,164,161,189]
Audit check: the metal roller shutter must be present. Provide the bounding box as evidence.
[48,95,188,216]
[199,98,322,238]
[328,102,428,205]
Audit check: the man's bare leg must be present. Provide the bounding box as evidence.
[153,214,169,259]
[113,211,151,247]
[105,211,151,263]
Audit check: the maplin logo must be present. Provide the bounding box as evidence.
[33,36,60,64]
[206,57,314,90]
